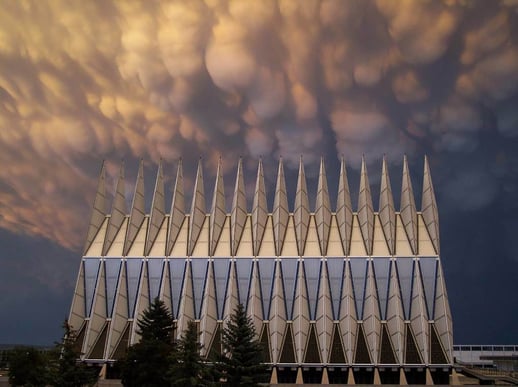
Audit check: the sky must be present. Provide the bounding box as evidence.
[0,0,518,346]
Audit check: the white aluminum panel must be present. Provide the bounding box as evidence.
[316,260,333,364]
[417,214,436,256]
[131,263,150,344]
[281,216,298,256]
[223,261,239,323]
[84,218,108,257]
[349,216,367,256]
[213,216,231,257]
[273,159,289,256]
[410,262,429,364]
[326,215,345,256]
[176,260,195,338]
[269,260,286,364]
[386,260,404,364]
[304,216,321,257]
[84,263,107,357]
[189,161,206,256]
[395,214,413,256]
[104,165,127,256]
[358,158,374,255]
[421,156,440,254]
[105,218,128,257]
[69,260,86,331]
[124,161,145,256]
[339,261,357,364]
[400,157,418,255]
[252,159,268,256]
[191,215,209,257]
[106,262,128,359]
[235,215,253,256]
[169,217,188,257]
[147,219,168,256]
[209,160,226,256]
[294,158,310,256]
[379,157,396,255]
[167,161,185,255]
[146,162,165,256]
[247,261,264,337]
[315,158,332,256]
[336,157,353,256]
[372,216,390,256]
[231,159,247,256]
[293,260,310,364]
[363,261,381,365]
[126,218,148,257]
[257,216,275,256]
[84,162,107,255]
[200,260,218,358]
[434,261,453,363]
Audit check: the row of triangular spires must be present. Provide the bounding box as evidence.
[84,157,440,258]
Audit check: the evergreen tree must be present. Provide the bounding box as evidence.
[50,320,98,387]
[169,320,206,386]
[219,304,269,386]
[8,346,50,386]
[120,297,176,387]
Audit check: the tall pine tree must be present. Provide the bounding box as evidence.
[169,320,206,386]
[120,298,175,387]
[218,304,269,386]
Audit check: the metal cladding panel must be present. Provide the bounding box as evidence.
[105,218,127,256]
[107,262,128,359]
[177,261,195,337]
[209,160,226,256]
[234,216,253,256]
[69,260,86,331]
[126,218,148,257]
[339,261,357,364]
[224,261,239,322]
[231,159,247,256]
[269,260,287,364]
[316,260,333,364]
[327,215,345,256]
[434,261,453,363]
[400,157,418,255]
[421,156,440,254]
[167,161,185,255]
[85,218,108,257]
[379,158,396,255]
[247,261,264,336]
[84,163,107,255]
[147,219,167,256]
[124,161,145,256]
[200,261,218,357]
[386,260,404,363]
[252,160,268,256]
[363,261,381,365]
[169,217,188,257]
[336,157,353,256]
[410,262,429,364]
[303,258,321,320]
[358,158,374,255]
[372,216,390,256]
[104,165,127,256]
[132,263,150,344]
[212,216,231,257]
[315,158,331,255]
[293,261,310,363]
[294,158,310,256]
[189,161,206,256]
[84,263,107,358]
[146,162,165,256]
[273,159,289,256]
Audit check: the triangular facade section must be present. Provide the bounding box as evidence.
[252,159,268,256]
[354,324,372,364]
[207,323,222,360]
[88,322,108,359]
[357,157,374,255]
[421,156,440,254]
[168,259,186,318]
[167,160,185,255]
[419,257,438,320]
[231,158,247,256]
[315,158,332,256]
[124,161,145,256]
[303,324,322,363]
[189,160,206,256]
[429,323,449,364]
[336,157,353,255]
[273,158,289,256]
[396,258,414,320]
[111,321,131,360]
[379,157,396,254]
[259,323,272,363]
[404,324,423,364]
[379,324,397,364]
[209,159,226,256]
[329,323,347,364]
[103,164,127,256]
[145,161,166,256]
[84,162,107,255]
[400,156,418,255]
[294,157,310,256]
[279,323,296,363]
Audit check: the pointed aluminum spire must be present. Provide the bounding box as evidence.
[336,157,353,255]
[252,159,268,256]
[189,160,206,255]
[83,162,107,255]
[315,157,331,256]
[400,156,418,255]
[272,158,289,256]
[167,160,185,255]
[103,163,127,256]
[294,157,310,256]
[145,161,165,256]
[358,157,374,255]
[123,160,145,256]
[231,158,247,256]
[379,157,396,254]
[421,156,440,254]
[209,158,226,256]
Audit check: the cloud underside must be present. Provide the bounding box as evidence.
[1,0,518,249]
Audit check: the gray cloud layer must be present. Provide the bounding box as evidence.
[1,0,518,249]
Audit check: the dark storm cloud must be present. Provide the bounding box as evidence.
[1,0,518,344]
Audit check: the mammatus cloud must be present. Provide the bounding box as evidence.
[0,0,518,249]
